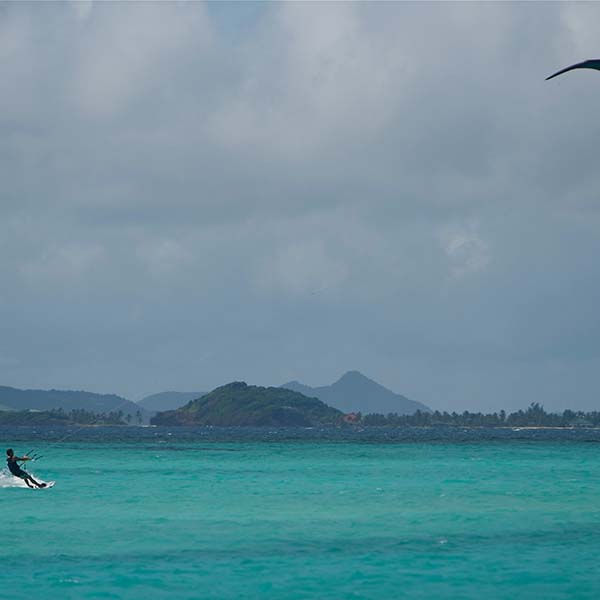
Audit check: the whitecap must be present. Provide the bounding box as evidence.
[0,469,28,488]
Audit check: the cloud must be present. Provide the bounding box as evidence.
[1,2,600,411]
[208,2,407,157]
[71,0,93,22]
[19,241,106,286]
[440,222,490,280]
[72,3,213,118]
[135,237,192,281]
[257,239,348,296]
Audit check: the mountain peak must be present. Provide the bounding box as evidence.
[281,371,431,415]
[337,370,371,384]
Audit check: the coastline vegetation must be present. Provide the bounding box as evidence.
[0,408,128,426]
[361,403,600,428]
[1,400,598,429]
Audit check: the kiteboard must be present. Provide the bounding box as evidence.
[36,481,55,489]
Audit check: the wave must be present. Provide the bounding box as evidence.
[0,469,31,488]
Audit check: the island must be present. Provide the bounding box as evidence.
[151,382,344,426]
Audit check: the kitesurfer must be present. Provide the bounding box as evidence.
[6,449,46,488]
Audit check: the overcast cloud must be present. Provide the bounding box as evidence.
[2,1,600,411]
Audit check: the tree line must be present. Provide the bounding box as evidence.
[360,403,600,427]
[49,408,130,425]
[0,408,142,426]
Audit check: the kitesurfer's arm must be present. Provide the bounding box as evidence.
[15,456,31,462]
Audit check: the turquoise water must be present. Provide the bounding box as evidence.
[2,430,600,599]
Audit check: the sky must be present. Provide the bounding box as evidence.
[2,1,600,412]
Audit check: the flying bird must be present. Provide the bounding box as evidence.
[546,59,600,81]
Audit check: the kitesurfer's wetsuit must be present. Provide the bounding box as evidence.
[7,456,27,478]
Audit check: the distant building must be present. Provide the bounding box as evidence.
[343,412,361,424]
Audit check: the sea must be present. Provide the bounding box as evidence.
[1,426,600,599]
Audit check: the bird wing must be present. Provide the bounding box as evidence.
[546,59,600,80]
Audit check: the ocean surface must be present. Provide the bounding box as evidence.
[1,426,600,599]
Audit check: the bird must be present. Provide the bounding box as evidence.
[546,59,600,81]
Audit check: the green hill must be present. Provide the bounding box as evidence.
[151,382,343,427]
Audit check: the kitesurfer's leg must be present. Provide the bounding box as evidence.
[25,474,45,488]
[23,477,34,488]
